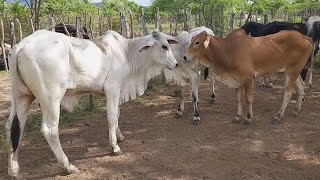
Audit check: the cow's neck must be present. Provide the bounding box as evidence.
[205,37,231,75]
[119,36,163,104]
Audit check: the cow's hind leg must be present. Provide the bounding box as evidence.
[116,107,124,142]
[191,76,200,125]
[243,79,254,125]
[272,73,296,125]
[233,86,244,124]
[38,89,79,174]
[6,95,34,178]
[175,86,186,118]
[292,77,305,117]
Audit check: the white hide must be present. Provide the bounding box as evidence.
[13,30,177,111]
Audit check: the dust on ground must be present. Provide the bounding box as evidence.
[1,72,320,180]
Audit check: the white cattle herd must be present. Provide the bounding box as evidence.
[4,16,320,178]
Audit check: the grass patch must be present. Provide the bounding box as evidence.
[0,70,9,77]
[0,125,7,151]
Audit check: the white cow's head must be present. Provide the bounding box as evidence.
[139,29,179,70]
[305,16,320,42]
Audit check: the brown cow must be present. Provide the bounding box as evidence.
[185,29,314,125]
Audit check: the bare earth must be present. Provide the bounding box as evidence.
[1,72,320,180]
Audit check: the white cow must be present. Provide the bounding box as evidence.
[6,29,178,177]
[162,27,215,125]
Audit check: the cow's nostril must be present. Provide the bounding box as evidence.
[176,63,179,67]
[183,56,187,61]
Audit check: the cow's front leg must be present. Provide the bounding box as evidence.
[175,86,186,118]
[106,87,123,155]
[244,79,254,125]
[191,76,200,125]
[233,86,244,124]
[208,72,216,103]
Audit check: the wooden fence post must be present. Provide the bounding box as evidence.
[89,16,93,39]
[15,19,22,42]
[219,5,224,37]
[99,16,103,36]
[9,19,16,47]
[263,14,268,24]
[174,17,178,36]
[76,16,83,38]
[155,7,162,31]
[128,10,134,39]
[183,8,188,31]
[120,12,129,38]
[60,18,70,36]
[239,12,243,27]
[107,16,112,30]
[229,13,235,32]
[169,16,172,35]
[1,19,8,71]
[141,8,148,35]
[210,5,216,34]
[48,16,55,31]
[30,19,35,33]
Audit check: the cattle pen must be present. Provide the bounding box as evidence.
[1,0,320,179]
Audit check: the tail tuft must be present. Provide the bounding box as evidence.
[204,68,209,80]
[11,115,20,152]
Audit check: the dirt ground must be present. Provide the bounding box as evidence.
[1,72,320,180]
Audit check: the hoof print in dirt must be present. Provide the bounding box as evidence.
[194,120,201,125]
[175,112,182,119]
[242,120,251,126]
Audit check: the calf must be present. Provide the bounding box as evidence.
[162,27,216,125]
[186,29,314,125]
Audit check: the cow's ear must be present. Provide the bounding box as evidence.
[203,34,210,49]
[139,41,155,52]
[164,34,179,44]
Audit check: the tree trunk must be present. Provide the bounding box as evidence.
[169,16,172,35]
[89,16,93,39]
[76,16,83,38]
[99,16,103,36]
[174,17,178,36]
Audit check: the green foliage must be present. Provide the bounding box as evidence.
[102,0,141,16]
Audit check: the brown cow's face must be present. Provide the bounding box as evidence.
[186,31,210,66]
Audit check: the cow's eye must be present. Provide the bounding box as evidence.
[195,41,200,45]
[162,45,168,50]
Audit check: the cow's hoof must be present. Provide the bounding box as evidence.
[209,98,216,104]
[243,120,251,125]
[271,117,281,125]
[266,83,273,88]
[113,150,124,156]
[291,111,299,117]
[117,135,125,142]
[66,164,80,174]
[175,112,182,119]
[9,175,24,180]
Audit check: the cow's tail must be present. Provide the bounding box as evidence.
[7,43,26,152]
[204,67,209,80]
[308,43,315,89]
